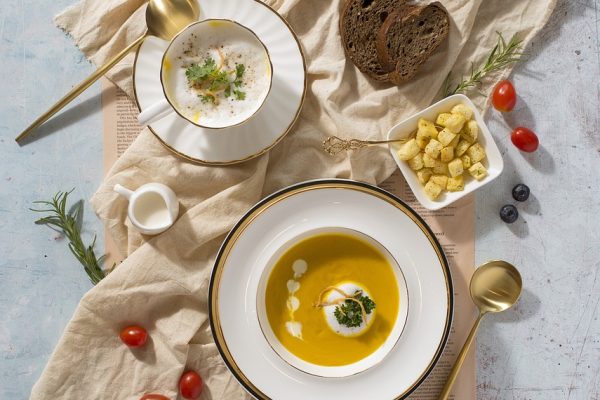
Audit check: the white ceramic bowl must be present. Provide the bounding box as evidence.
[160,19,273,129]
[256,226,409,378]
[388,94,503,210]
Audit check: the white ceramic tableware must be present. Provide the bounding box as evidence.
[114,183,179,235]
[133,0,306,165]
[137,19,273,128]
[255,226,410,378]
[388,94,503,210]
[210,179,453,400]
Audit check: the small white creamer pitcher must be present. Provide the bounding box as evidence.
[114,183,179,235]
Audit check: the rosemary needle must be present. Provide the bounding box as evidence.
[444,32,526,97]
[31,189,114,285]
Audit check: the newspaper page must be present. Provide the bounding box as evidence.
[381,172,477,400]
[101,77,477,399]
[101,78,143,266]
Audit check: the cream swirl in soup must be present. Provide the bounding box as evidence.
[162,21,272,128]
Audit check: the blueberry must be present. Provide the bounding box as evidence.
[512,184,530,202]
[500,205,519,223]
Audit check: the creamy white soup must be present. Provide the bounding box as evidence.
[162,21,271,128]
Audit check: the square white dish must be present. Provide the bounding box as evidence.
[388,94,503,210]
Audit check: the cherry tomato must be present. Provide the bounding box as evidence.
[511,127,539,152]
[140,395,169,400]
[492,80,517,112]
[179,370,203,399]
[119,326,148,348]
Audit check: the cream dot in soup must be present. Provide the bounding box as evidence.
[286,296,300,312]
[286,279,300,294]
[283,260,309,339]
[162,20,271,127]
[322,282,375,337]
[292,259,308,278]
[285,321,303,339]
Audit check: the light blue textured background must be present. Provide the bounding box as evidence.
[0,0,103,398]
[0,0,598,399]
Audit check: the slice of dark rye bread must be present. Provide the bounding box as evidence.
[376,2,449,85]
[340,0,407,81]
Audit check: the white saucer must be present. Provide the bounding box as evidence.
[133,0,306,165]
[210,180,453,399]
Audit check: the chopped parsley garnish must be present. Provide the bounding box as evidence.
[185,56,246,104]
[234,89,246,101]
[333,290,376,328]
[210,68,230,90]
[235,64,245,85]
[200,94,215,104]
[185,58,216,82]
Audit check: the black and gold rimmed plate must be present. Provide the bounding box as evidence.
[132,0,307,165]
[209,179,453,399]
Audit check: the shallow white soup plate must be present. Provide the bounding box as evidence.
[209,180,453,399]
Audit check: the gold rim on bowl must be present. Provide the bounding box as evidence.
[208,179,453,399]
[159,19,274,130]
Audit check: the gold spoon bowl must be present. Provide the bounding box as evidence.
[146,0,201,41]
[438,260,522,400]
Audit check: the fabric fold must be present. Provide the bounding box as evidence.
[33,0,556,398]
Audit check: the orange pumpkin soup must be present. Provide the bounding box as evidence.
[264,232,399,366]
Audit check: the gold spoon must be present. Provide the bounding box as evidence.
[15,0,200,143]
[438,260,522,400]
[322,135,413,156]
[322,125,449,156]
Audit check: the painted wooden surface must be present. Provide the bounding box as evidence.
[476,1,600,398]
[0,0,104,397]
[0,0,598,399]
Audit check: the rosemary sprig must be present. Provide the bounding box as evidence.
[444,32,526,97]
[31,190,114,285]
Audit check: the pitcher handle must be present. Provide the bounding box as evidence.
[137,99,173,126]
[114,184,134,200]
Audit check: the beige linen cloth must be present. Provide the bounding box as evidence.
[32,1,556,399]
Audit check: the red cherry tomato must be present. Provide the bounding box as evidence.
[511,127,539,152]
[119,326,148,348]
[492,80,517,112]
[140,395,169,400]
[179,370,203,399]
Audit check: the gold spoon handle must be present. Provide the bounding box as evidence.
[322,135,411,156]
[15,32,148,143]
[365,138,408,145]
[438,312,485,400]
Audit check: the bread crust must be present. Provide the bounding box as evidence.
[340,0,407,82]
[375,4,421,70]
[376,2,450,85]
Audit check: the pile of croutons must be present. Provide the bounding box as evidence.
[396,104,488,200]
